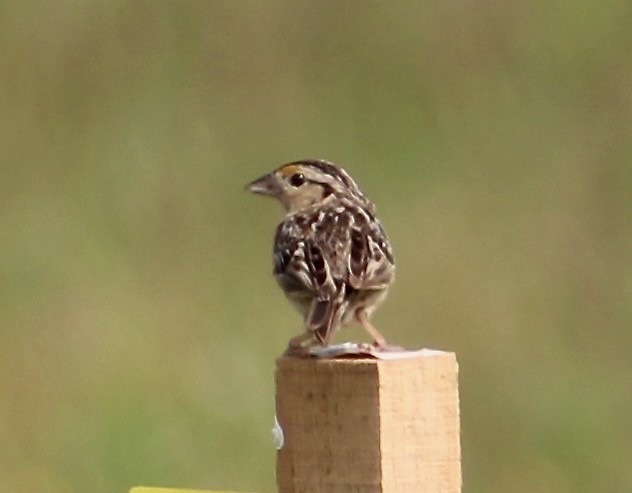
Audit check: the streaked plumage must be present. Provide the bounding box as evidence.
[246,159,395,353]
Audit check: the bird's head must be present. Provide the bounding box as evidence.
[246,159,366,213]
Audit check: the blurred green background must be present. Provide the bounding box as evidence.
[1,2,631,492]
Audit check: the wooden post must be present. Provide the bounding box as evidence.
[275,352,461,493]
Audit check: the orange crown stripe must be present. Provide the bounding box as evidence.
[277,164,301,177]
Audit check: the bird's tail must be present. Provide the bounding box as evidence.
[307,299,343,346]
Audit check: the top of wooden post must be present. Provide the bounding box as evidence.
[275,351,461,493]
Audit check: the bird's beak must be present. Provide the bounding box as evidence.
[245,173,281,197]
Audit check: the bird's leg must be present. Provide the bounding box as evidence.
[356,309,403,351]
[356,309,387,346]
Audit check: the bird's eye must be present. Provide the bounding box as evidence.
[289,173,305,187]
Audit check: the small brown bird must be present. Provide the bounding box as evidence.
[246,159,395,354]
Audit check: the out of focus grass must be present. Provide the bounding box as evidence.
[1,2,630,492]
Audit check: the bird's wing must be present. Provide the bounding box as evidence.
[274,220,336,295]
[347,216,395,291]
[273,219,343,341]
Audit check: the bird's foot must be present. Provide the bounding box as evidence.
[372,341,405,352]
[283,344,313,357]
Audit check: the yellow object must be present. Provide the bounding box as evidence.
[130,488,253,493]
